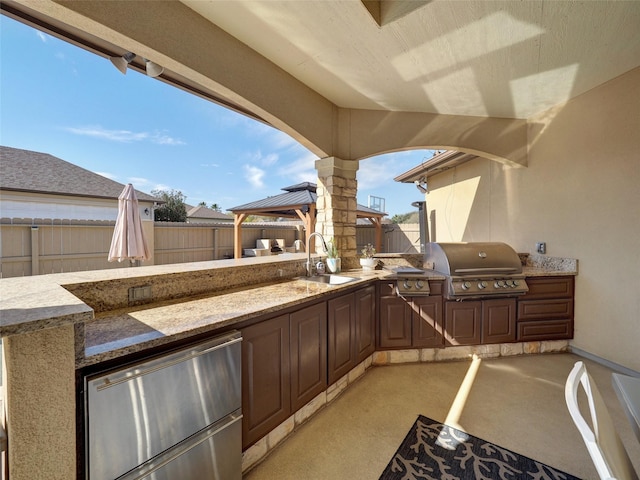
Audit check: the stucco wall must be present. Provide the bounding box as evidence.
[425,67,640,371]
[0,191,155,222]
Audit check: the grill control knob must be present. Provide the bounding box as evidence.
[461,281,471,290]
[415,280,424,290]
[478,281,487,289]
[495,280,504,288]
[512,280,520,287]
[403,280,412,290]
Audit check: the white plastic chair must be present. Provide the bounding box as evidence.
[565,361,639,480]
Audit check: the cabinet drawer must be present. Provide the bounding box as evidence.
[524,276,574,299]
[518,299,573,320]
[518,320,573,341]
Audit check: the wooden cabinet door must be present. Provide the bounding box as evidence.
[355,285,376,362]
[412,296,444,347]
[290,302,327,411]
[517,276,574,341]
[517,298,574,320]
[328,293,356,385]
[241,314,291,449]
[522,276,574,299]
[444,301,481,346]
[481,298,516,344]
[378,295,412,348]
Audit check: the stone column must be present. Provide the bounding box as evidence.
[3,325,77,480]
[315,157,359,270]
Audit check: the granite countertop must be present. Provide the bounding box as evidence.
[522,266,575,277]
[1,252,577,369]
[82,270,388,367]
[82,258,577,367]
[522,253,578,277]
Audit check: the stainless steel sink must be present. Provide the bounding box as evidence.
[298,274,360,285]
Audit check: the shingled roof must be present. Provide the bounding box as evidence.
[185,204,233,221]
[0,146,159,202]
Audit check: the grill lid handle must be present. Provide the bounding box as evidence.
[454,267,520,274]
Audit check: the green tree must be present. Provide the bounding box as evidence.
[198,201,221,211]
[390,211,420,224]
[152,189,188,222]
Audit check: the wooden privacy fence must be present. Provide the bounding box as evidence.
[0,219,421,278]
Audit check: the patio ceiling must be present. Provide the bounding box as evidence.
[4,1,639,124]
[182,0,640,120]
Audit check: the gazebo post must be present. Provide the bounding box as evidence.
[229,182,385,261]
[234,213,248,259]
[371,217,383,254]
[295,205,316,253]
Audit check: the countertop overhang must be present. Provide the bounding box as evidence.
[0,252,577,369]
[83,271,389,367]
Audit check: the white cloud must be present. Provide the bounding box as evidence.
[127,177,152,187]
[268,128,300,150]
[200,163,220,168]
[240,118,309,155]
[64,125,185,145]
[247,150,279,167]
[153,133,186,146]
[278,151,318,183]
[261,153,279,166]
[151,184,181,194]
[244,164,265,188]
[36,31,47,42]
[358,151,429,190]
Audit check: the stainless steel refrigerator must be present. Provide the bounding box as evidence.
[84,331,242,480]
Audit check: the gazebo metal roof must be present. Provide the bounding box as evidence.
[229,183,386,258]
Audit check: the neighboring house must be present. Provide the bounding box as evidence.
[0,145,160,221]
[185,204,233,223]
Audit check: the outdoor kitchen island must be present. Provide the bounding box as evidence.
[0,252,576,479]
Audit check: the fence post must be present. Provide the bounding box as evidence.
[213,228,219,260]
[31,226,39,276]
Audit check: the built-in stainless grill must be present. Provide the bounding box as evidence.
[387,266,432,296]
[425,242,528,299]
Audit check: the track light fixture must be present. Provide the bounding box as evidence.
[414,178,428,194]
[109,52,164,77]
[109,51,136,75]
[144,59,164,77]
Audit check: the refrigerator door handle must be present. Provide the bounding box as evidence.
[117,411,243,480]
[95,335,242,391]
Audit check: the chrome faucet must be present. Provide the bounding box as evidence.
[306,232,329,276]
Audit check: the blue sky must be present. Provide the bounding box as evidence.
[1,16,432,217]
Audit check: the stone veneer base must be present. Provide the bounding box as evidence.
[241,340,570,473]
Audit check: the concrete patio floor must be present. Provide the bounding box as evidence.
[243,352,640,479]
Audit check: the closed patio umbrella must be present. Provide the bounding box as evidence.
[108,184,151,264]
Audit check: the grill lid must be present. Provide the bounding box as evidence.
[425,242,522,277]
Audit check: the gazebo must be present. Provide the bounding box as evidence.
[229,182,386,259]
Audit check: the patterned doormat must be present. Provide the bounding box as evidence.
[379,415,581,480]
